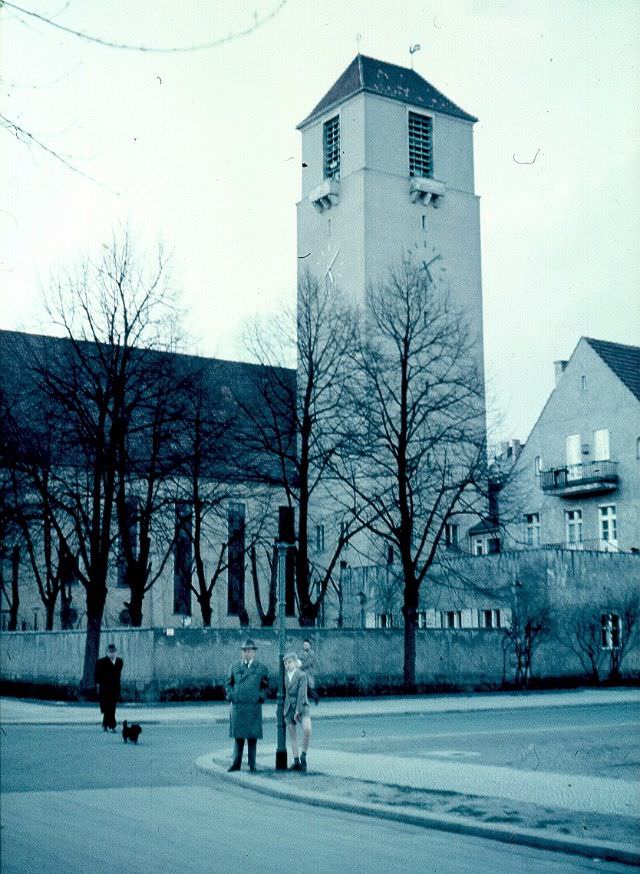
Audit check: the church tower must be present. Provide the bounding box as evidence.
[297,55,484,371]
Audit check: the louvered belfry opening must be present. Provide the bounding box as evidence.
[408,111,433,178]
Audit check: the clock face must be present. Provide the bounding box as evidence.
[412,243,445,287]
[316,244,341,287]
[421,253,442,286]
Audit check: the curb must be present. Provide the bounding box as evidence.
[195,753,640,867]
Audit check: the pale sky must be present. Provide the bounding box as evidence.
[2,0,639,443]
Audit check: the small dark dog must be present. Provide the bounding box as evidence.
[122,720,142,744]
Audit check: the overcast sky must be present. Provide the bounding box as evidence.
[2,0,639,443]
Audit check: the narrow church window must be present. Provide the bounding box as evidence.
[408,111,433,178]
[421,214,427,232]
[173,502,192,616]
[118,496,139,588]
[227,503,245,616]
[323,115,340,180]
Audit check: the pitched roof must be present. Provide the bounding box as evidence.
[0,329,296,484]
[585,338,640,402]
[299,54,477,128]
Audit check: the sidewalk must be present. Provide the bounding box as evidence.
[2,685,639,724]
[3,688,640,865]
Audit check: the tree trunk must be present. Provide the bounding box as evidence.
[45,598,56,630]
[80,587,106,695]
[126,581,144,627]
[200,597,212,627]
[402,582,419,689]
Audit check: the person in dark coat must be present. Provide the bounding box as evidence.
[225,639,270,772]
[94,643,123,732]
[283,652,312,772]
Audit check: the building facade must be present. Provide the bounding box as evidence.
[501,338,640,554]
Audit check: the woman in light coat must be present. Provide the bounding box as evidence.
[283,652,312,772]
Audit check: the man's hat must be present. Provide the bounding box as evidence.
[241,638,257,650]
[283,652,298,662]
[107,643,116,651]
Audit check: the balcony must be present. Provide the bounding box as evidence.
[539,460,619,498]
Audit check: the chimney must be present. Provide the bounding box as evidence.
[554,360,568,385]
[512,439,522,460]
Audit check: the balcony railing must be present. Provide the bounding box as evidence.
[539,460,619,497]
[540,538,622,553]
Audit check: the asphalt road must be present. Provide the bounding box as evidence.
[317,703,640,780]
[1,703,638,873]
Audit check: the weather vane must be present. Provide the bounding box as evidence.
[356,33,362,53]
[409,43,421,68]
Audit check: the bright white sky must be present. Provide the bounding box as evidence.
[2,0,639,443]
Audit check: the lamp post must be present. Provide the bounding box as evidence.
[275,537,288,770]
[275,504,295,769]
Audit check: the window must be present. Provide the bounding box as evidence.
[416,610,427,629]
[473,539,484,556]
[599,505,617,548]
[376,613,394,629]
[173,502,192,616]
[443,610,462,629]
[386,545,394,565]
[323,115,340,179]
[601,613,622,649]
[227,503,245,616]
[581,375,587,390]
[637,437,640,460]
[315,524,325,552]
[593,428,610,461]
[566,434,581,480]
[525,513,541,547]
[408,111,433,178]
[534,456,543,476]
[445,523,459,549]
[339,520,349,547]
[480,609,502,629]
[117,497,139,588]
[565,509,583,547]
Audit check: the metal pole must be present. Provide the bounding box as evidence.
[275,540,288,770]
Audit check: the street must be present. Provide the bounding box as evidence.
[1,702,638,872]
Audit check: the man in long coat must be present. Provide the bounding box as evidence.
[225,639,270,771]
[94,643,123,732]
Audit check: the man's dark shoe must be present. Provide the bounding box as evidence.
[227,763,241,772]
[289,760,301,771]
[300,753,307,773]
[249,766,257,772]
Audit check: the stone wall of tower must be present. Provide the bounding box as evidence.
[297,89,484,380]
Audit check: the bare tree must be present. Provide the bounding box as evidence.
[344,256,488,686]
[609,593,640,681]
[114,348,195,627]
[240,272,359,626]
[502,579,551,688]
[4,231,180,690]
[556,606,606,683]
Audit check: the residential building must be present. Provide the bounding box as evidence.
[501,338,640,553]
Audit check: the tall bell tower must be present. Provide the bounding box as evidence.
[296,55,484,371]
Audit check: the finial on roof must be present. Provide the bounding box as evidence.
[409,43,421,69]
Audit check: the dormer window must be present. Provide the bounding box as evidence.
[409,111,433,178]
[323,116,340,180]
